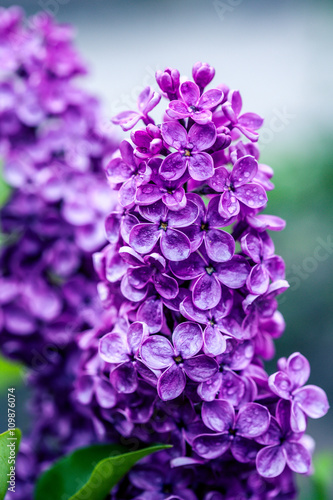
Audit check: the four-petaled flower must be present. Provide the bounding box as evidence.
[170,247,250,310]
[111,86,161,131]
[105,140,151,208]
[129,198,198,261]
[241,231,285,295]
[256,400,312,478]
[167,80,223,124]
[141,322,218,400]
[268,353,329,433]
[99,321,148,394]
[208,155,267,218]
[160,120,217,181]
[193,400,270,461]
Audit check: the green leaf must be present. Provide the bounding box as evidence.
[35,443,172,500]
[0,428,22,500]
[311,451,333,500]
[0,161,11,209]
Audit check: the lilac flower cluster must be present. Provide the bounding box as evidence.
[0,8,117,498]
[75,62,329,499]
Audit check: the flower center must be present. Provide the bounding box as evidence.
[159,221,168,231]
[201,221,209,231]
[184,149,191,157]
[205,265,215,275]
[174,355,183,364]
[189,105,197,112]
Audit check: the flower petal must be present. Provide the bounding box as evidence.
[180,295,209,324]
[192,273,221,310]
[256,445,286,478]
[173,321,203,359]
[160,152,187,181]
[208,167,229,192]
[286,352,310,388]
[183,354,218,382]
[216,255,251,289]
[137,296,163,334]
[230,155,258,187]
[129,223,160,255]
[167,199,199,227]
[160,228,191,261]
[158,363,186,401]
[268,371,292,400]
[205,229,235,263]
[188,122,217,151]
[180,81,200,106]
[236,403,270,438]
[219,190,240,218]
[198,89,223,110]
[188,153,214,181]
[231,436,261,463]
[153,272,179,299]
[105,157,132,184]
[235,183,267,209]
[170,251,204,280]
[141,335,174,369]
[193,433,230,460]
[202,400,234,432]
[139,199,168,223]
[127,321,148,355]
[99,333,129,363]
[161,120,188,149]
[135,183,162,205]
[120,275,148,302]
[206,195,233,228]
[110,362,138,393]
[293,385,329,419]
[284,441,311,474]
[203,325,226,357]
[247,264,270,295]
[95,379,117,409]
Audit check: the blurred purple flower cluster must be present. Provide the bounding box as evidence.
[0,7,117,498]
[73,62,329,498]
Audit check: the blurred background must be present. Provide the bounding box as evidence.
[1,0,332,497]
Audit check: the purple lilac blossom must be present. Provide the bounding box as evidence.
[83,60,329,499]
[0,8,118,499]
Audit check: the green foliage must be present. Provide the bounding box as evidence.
[35,443,172,500]
[0,356,24,392]
[0,429,21,500]
[0,161,11,209]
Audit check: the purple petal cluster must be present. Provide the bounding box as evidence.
[0,8,118,498]
[72,62,329,499]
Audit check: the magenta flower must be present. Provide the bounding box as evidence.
[182,194,235,262]
[119,248,178,302]
[99,321,148,393]
[155,67,180,99]
[268,353,329,433]
[180,292,233,356]
[241,231,285,295]
[208,155,267,218]
[111,86,161,131]
[192,62,215,90]
[105,140,151,208]
[130,124,163,159]
[256,400,312,478]
[170,248,250,310]
[159,120,217,181]
[135,157,189,211]
[167,80,223,124]
[217,90,264,141]
[129,198,198,261]
[141,322,218,400]
[193,400,270,461]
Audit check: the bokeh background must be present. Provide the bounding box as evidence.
[1,0,332,497]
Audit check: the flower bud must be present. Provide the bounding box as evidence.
[155,67,180,96]
[192,62,215,89]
